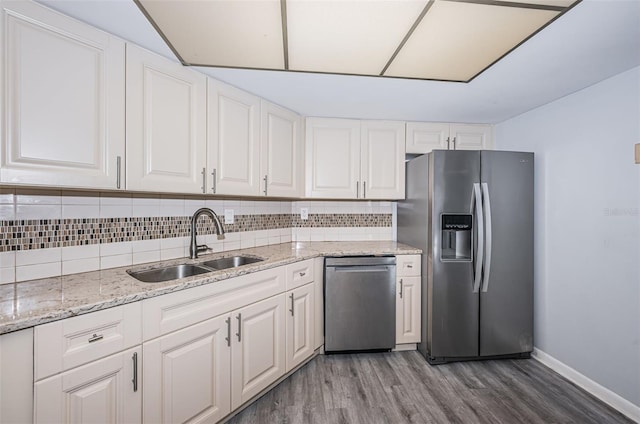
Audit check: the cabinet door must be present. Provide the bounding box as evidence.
[231,294,285,410]
[360,120,406,199]
[260,101,302,197]
[0,328,33,424]
[305,118,360,198]
[34,347,141,424]
[143,315,231,424]
[285,284,315,372]
[396,276,421,344]
[208,79,260,196]
[126,44,207,193]
[450,124,493,150]
[405,122,449,154]
[0,1,125,189]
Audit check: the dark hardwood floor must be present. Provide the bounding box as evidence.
[227,351,633,424]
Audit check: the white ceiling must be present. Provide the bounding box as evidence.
[37,0,640,124]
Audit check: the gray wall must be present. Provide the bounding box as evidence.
[495,66,640,407]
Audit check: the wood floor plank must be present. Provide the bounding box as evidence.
[226,351,634,424]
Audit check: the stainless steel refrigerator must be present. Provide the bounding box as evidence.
[398,150,534,364]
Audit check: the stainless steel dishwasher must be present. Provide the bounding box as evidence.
[324,256,396,353]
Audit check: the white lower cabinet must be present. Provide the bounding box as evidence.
[0,328,34,424]
[143,315,231,424]
[285,283,315,372]
[22,256,389,424]
[395,276,421,344]
[143,292,289,422]
[395,254,422,345]
[34,346,142,424]
[231,294,286,410]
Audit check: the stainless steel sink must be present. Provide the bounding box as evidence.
[199,255,263,270]
[128,264,212,283]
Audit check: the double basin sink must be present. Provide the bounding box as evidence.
[128,255,264,283]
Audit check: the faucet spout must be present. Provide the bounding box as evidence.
[189,207,226,259]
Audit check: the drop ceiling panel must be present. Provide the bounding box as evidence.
[287,0,428,75]
[137,0,284,69]
[384,0,560,81]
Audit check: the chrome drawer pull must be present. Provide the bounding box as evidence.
[132,352,138,392]
[236,313,242,342]
[299,272,306,277]
[88,333,104,343]
[407,264,413,269]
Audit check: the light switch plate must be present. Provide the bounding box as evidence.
[300,208,309,220]
[224,209,234,224]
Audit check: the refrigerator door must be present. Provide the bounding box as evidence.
[430,150,480,359]
[479,151,534,356]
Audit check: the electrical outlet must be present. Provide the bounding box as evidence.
[224,209,234,224]
[300,208,309,220]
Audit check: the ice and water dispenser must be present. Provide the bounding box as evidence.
[441,214,472,261]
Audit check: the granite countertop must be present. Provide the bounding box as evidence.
[0,241,421,335]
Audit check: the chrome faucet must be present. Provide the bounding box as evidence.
[189,208,225,259]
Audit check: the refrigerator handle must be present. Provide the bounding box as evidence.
[481,183,493,292]
[471,183,484,293]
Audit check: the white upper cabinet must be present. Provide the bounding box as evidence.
[305,118,360,199]
[306,118,405,199]
[360,120,405,199]
[406,122,493,154]
[0,0,125,189]
[260,101,302,197]
[126,44,207,193]
[208,79,261,196]
[450,123,493,150]
[405,122,449,153]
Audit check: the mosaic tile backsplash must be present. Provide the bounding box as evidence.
[1,213,391,252]
[0,189,396,284]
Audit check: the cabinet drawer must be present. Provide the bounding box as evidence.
[34,302,142,381]
[396,255,421,276]
[285,259,314,290]
[143,266,286,341]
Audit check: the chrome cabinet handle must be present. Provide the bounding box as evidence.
[132,352,138,392]
[225,317,231,347]
[406,264,413,269]
[116,156,122,189]
[356,181,360,198]
[452,137,457,150]
[211,169,217,194]
[446,137,450,150]
[363,181,366,198]
[289,293,294,316]
[263,175,268,196]
[236,313,242,342]
[299,271,306,277]
[201,167,206,193]
[88,333,103,343]
[399,278,403,299]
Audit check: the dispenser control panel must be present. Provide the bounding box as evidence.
[441,214,473,261]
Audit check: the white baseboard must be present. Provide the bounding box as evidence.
[532,348,640,423]
[393,343,417,352]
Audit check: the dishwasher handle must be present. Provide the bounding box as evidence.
[331,266,394,273]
